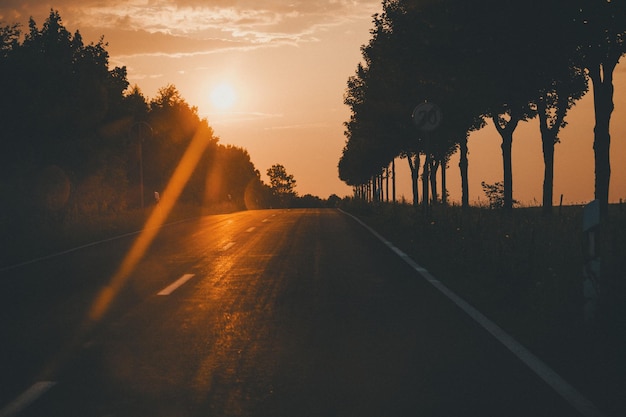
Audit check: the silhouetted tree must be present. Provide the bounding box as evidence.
[0,10,132,217]
[570,0,626,217]
[342,0,485,208]
[0,9,270,229]
[204,145,263,208]
[266,164,297,207]
[0,23,20,58]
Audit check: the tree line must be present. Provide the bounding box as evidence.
[339,0,625,216]
[0,10,318,232]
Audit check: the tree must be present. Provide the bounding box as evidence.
[266,164,297,207]
[341,0,486,208]
[205,145,263,208]
[571,0,626,217]
[453,0,540,211]
[0,10,134,218]
[0,22,20,58]
[536,69,588,214]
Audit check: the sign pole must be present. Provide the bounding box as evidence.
[412,102,442,212]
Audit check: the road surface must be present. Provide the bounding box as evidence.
[0,208,605,416]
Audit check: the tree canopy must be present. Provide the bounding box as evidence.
[341,0,623,214]
[0,10,270,225]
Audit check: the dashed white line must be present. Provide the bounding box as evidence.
[0,381,57,417]
[158,274,195,296]
[246,227,256,232]
[220,242,235,251]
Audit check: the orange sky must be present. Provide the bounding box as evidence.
[1,1,624,205]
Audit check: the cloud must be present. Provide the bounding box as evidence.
[0,0,380,57]
[207,111,285,125]
[81,27,250,58]
[263,122,330,131]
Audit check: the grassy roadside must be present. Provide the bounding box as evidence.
[342,200,626,415]
[0,202,240,269]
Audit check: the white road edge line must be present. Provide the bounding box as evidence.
[158,274,195,296]
[0,218,194,273]
[0,381,57,417]
[341,209,608,417]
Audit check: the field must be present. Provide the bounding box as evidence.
[344,200,626,415]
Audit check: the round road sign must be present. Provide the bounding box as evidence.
[412,102,442,132]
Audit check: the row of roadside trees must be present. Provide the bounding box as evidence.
[339,0,625,216]
[0,10,305,236]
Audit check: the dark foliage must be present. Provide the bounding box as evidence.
[0,10,269,241]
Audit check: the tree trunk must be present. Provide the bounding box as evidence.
[407,153,420,206]
[493,115,520,211]
[384,168,388,202]
[537,90,569,217]
[537,98,554,215]
[441,158,447,206]
[589,63,615,218]
[429,158,439,203]
[392,158,396,203]
[459,136,469,208]
[501,134,513,210]
[422,154,430,209]
[542,134,556,215]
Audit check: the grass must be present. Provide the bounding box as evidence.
[343,199,626,415]
[0,201,240,268]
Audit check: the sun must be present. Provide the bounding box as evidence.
[210,82,237,110]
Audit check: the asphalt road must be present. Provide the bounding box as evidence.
[0,208,603,416]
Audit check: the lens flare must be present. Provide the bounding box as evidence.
[89,127,213,321]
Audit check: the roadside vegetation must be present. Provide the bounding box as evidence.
[0,11,339,268]
[340,0,625,218]
[343,198,626,414]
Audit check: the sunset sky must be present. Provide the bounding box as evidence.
[1,1,625,205]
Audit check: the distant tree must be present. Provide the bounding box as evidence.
[294,194,324,208]
[326,194,342,207]
[266,164,297,207]
[204,145,262,208]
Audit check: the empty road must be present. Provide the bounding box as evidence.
[0,208,604,416]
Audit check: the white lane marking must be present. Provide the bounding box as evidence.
[340,209,608,417]
[158,274,195,296]
[220,242,235,251]
[0,381,57,417]
[262,218,269,223]
[246,227,256,232]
